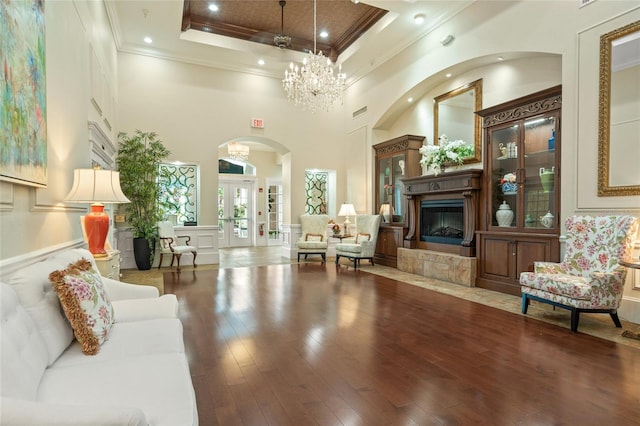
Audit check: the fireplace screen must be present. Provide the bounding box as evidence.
[420,200,464,245]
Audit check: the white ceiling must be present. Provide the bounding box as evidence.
[105,0,475,82]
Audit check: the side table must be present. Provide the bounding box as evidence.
[94,250,121,280]
[619,258,640,341]
[620,258,640,269]
[330,234,353,242]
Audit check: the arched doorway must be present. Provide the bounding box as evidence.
[218,138,290,249]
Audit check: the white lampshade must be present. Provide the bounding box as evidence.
[379,203,393,223]
[64,168,130,204]
[64,167,129,257]
[338,203,356,235]
[338,203,356,217]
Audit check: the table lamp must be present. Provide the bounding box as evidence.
[64,167,130,257]
[338,203,357,236]
[379,203,393,223]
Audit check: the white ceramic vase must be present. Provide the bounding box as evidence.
[496,201,514,227]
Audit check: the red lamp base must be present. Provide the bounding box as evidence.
[85,204,109,257]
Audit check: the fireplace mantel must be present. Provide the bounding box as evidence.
[402,169,482,256]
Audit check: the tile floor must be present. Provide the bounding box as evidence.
[121,246,640,349]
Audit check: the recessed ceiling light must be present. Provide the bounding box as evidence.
[497,56,505,61]
[408,97,414,103]
[258,59,265,65]
[414,14,425,25]
[143,36,153,44]
[445,73,452,78]
[208,3,219,12]
[320,30,328,38]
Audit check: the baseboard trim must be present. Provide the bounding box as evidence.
[619,296,640,324]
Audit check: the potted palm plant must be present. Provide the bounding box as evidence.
[116,130,170,270]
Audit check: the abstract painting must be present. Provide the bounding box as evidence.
[1,0,47,187]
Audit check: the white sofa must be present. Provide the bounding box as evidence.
[0,248,198,425]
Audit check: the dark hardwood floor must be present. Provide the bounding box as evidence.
[164,264,640,425]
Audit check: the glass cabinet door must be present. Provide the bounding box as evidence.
[491,123,519,228]
[378,156,392,216]
[523,115,557,230]
[489,112,558,230]
[377,153,406,224]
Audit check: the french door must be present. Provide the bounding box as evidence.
[218,180,253,248]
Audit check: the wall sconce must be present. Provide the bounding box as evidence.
[64,167,130,257]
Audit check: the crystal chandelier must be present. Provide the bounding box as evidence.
[227,142,250,161]
[282,0,346,113]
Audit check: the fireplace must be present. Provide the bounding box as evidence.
[401,169,482,257]
[420,200,464,245]
[397,170,482,286]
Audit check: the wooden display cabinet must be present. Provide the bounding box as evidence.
[475,86,562,295]
[372,134,424,267]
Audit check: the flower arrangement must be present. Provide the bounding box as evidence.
[500,172,517,194]
[332,223,341,235]
[419,136,474,176]
[499,172,517,185]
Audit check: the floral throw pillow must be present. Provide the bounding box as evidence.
[49,258,114,355]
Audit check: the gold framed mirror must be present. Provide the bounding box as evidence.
[434,78,482,164]
[597,20,640,197]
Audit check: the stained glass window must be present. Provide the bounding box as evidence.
[158,163,198,224]
[305,171,328,214]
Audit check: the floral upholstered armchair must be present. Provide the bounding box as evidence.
[520,215,639,332]
[335,214,382,270]
[296,214,330,263]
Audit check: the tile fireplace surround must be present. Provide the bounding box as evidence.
[398,248,476,287]
[399,169,482,287]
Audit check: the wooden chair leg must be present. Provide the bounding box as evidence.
[570,309,580,332]
[521,294,529,314]
[158,254,164,269]
[192,250,198,268]
[335,255,340,264]
[610,312,622,328]
[176,254,182,272]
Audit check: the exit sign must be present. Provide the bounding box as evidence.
[251,118,264,128]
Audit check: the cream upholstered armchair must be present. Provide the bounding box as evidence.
[157,221,198,272]
[296,214,330,263]
[335,214,382,269]
[520,215,639,332]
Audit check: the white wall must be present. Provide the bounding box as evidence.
[117,53,348,227]
[343,1,640,321]
[2,0,639,322]
[0,0,118,259]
